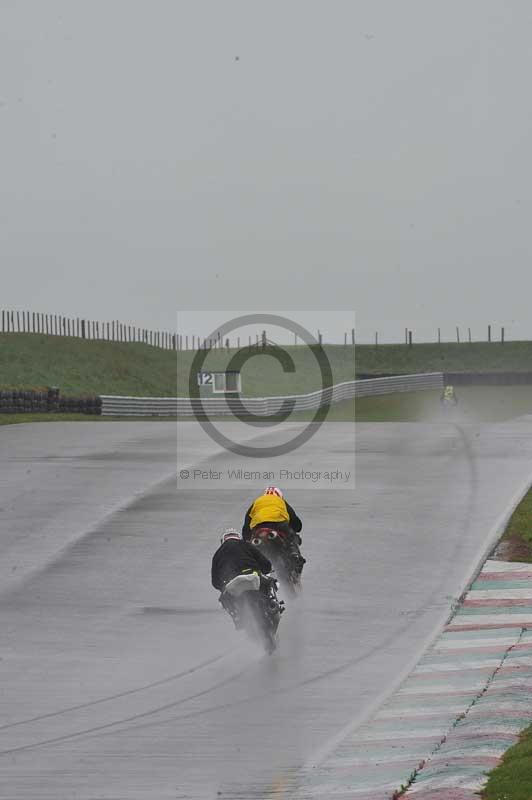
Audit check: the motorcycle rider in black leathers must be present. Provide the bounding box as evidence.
[211,528,274,628]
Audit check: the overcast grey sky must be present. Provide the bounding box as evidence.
[2,1,531,343]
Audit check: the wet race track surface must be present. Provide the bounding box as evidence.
[1,419,532,799]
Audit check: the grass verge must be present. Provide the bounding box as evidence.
[492,486,532,562]
[480,486,532,797]
[481,724,532,799]
[0,414,180,426]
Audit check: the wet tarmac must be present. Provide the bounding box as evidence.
[1,419,532,798]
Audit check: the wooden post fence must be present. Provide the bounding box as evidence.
[0,309,263,352]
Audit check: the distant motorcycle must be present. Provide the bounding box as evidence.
[250,527,302,595]
[220,571,284,655]
[440,385,458,408]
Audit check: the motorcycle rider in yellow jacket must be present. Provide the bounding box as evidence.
[242,487,305,573]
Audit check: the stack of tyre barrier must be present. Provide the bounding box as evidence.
[0,388,102,415]
[58,395,102,415]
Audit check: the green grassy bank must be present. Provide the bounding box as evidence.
[2,334,532,397]
[0,334,176,395]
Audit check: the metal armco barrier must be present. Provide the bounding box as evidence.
[100,372,444,416]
